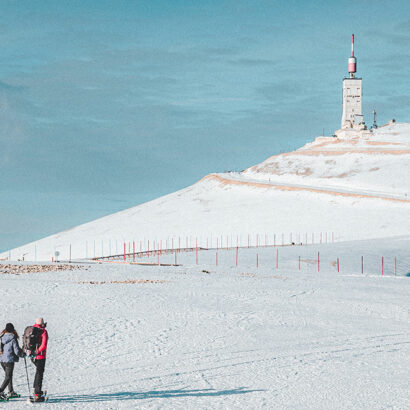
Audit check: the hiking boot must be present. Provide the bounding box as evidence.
[0,392,7,401]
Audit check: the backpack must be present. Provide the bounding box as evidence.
[23,326,42,353]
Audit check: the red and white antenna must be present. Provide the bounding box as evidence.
[351,34,354,57]
[348,34,357,77]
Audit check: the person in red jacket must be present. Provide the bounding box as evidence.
[31,318,48,401]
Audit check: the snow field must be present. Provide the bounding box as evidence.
[3,122,410,263]
[0,236,409,408]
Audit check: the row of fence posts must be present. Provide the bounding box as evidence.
[19,233,398,276]
[11,232,337,262]
[250,251,396,276]
[14,239,399,277]
[84,232,337,260]
[115,243,398,277]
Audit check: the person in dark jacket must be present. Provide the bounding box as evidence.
[0,323,25,400]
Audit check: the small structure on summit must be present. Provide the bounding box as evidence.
[335,34,370,138]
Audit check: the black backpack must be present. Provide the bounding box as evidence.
[23,326,42,353]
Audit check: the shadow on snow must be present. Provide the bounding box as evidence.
[49,387,262,403]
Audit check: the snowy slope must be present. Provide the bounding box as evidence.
[3,122,410,261]
[244,122,410,198]
[0,236,409,408]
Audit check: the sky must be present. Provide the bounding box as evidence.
[1,0,410,252]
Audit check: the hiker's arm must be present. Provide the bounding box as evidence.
[36,331,48,354]
[13,339,24,357]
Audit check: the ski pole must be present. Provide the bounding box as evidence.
[24,356,31,397]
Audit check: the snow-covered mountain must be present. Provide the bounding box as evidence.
[3,122,410,262]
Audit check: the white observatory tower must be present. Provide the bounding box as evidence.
[341,34,365,129]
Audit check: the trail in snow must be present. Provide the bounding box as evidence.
[221,172,410,202]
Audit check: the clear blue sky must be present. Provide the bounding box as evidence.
[1,0,410,251]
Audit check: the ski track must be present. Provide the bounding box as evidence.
[0,239,409,409]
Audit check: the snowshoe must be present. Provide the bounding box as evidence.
[29,391,48,403]
[6,391,20,399]
[29,396,47,403]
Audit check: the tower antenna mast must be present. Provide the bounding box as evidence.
[348,34,357,78]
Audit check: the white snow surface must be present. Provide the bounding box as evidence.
[2,122,410,262]
[1,237,409,408]
[2,123,409,409]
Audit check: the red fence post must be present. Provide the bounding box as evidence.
[236,246,238,267]
[318,252,320,272]
[256,253,259,268]
[123,243,126,261]
[175,251,177,265]
[337,257,339,272]
[216,251,218,266]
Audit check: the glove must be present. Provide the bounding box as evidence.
[21,352,26,358]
